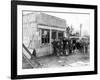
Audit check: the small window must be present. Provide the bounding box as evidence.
[52,31,57,40]
[58,31,63,40]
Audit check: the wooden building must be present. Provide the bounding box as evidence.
[23,12,66,57]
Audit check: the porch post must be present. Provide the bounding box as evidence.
[56,31,58,40]
[50,28,52,54]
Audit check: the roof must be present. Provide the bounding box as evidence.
[37,13,66,28]
[23,12,66,28]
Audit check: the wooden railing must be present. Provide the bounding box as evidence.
[22,44,41,68]
[23,53,34,68]
[23,44,32,56]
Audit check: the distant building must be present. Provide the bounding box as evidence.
[23,12,66,57]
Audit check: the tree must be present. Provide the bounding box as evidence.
[66,25,73,38]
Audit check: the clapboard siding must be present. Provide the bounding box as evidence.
[23,23,38,48]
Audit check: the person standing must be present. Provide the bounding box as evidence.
[69,39,73,54]
[63,37,67,56]
[58,38,63,56]
[56,40,61,56]
[52,39,57,56]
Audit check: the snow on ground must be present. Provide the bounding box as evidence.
[36,52,90,68]
[22,51,90,69]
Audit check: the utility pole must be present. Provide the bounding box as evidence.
[80,24,82,37]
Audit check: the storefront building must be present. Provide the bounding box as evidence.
[23,12,66,57]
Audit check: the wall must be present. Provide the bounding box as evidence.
[23,13,38,48]
[23,13,53,57]
[0,0,99,80]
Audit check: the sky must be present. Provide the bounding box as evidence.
[23,11,90,36]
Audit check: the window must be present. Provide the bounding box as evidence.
[41,29,50,44]
[58,31,63,40]
[52,31,57,40]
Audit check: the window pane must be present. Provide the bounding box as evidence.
[41,29,50,44]
[58,32,63,40]
[52,31,57,39]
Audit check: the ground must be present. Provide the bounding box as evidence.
[37,51,89,68]
[22,51,90,69]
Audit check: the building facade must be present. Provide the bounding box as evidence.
[23,12,66,57]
